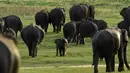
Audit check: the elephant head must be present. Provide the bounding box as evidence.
[3,28,17,44]
[120,7,127,18]
[88,5,95,19]
[55,38,68,57]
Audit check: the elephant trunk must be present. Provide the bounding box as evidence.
[123,43,130,70]
[32,42,38,58]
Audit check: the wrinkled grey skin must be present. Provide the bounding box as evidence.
[92,28,130,73]
[50,7,65,33]
[21,24,45,58]
[55,38,68,57]
[35,10,51,32]
[63,21,76,43]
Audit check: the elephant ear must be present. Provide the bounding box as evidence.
[62,38,68,47]
[121,29,128,42]
[89,5,95,19]
[120,7,127,18]
[55,39,57,44]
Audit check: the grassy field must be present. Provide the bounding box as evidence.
[0,0,130,73]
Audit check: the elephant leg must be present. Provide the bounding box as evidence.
[118,48,124,72]
[15,31,18,37]
[26,42,32,56]
[93,52,99,73]
[123,43,130,70]
[12,55,19,73]
[45,24,49,32]
[53,24,55,32]
[111,56,115,72]
[63,48,65,57]
[72,33,76,43]
[59,49,62,57]
[56,47,58,56]
[35,47,38,57]
[56,25,60,33]
[67,37,72,43]
[32,41,37,58]
[76,34,79,45]
[79,36,85,44]
[105,58,112,72]
[59,24,62,31]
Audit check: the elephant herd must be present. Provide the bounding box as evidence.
[0,3,130,73]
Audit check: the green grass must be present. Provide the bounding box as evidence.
[19,67,130,73]
[0,0,130,73]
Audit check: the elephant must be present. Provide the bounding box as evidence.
[69,3,95,21]
[63,21,76,43]
[87,17,108,30]
[21,24,45,58]
[118,7,130,38]
[69,4,88,21]
[122,6,130,24]
[85,4,95,19]
[50,7,65,33]
[35,10,51,32]
[92,27,130,73]
[76,20,98,45]
[55,38,68,57]
[0,30,20,73]
[0,15,23,37]
[3,28,17,43]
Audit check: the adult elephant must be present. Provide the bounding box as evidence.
[35,10,50,32]
[69,3,95,21]
[63,21,76,43]
[87,17,108,30]
[21,24,45,58]
[0,29,20,73]
[118,7,130,38]
[122,6,130,24]
[92,27,130,73]
[1,15,23,37]
[69,4,88,21]
[77,20,98,45]
[85,4,95,19]
[50,7,65,33]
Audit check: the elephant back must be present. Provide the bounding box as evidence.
[35,25,45,44]
[79,20,98,38]
[50,7,65,25]
[35,10,49,25]
[3,15,23,32]
[69,4,88,21]
[21,24,39,43]
[124,7,130,25]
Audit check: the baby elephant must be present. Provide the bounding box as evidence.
[55,38,68,57]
